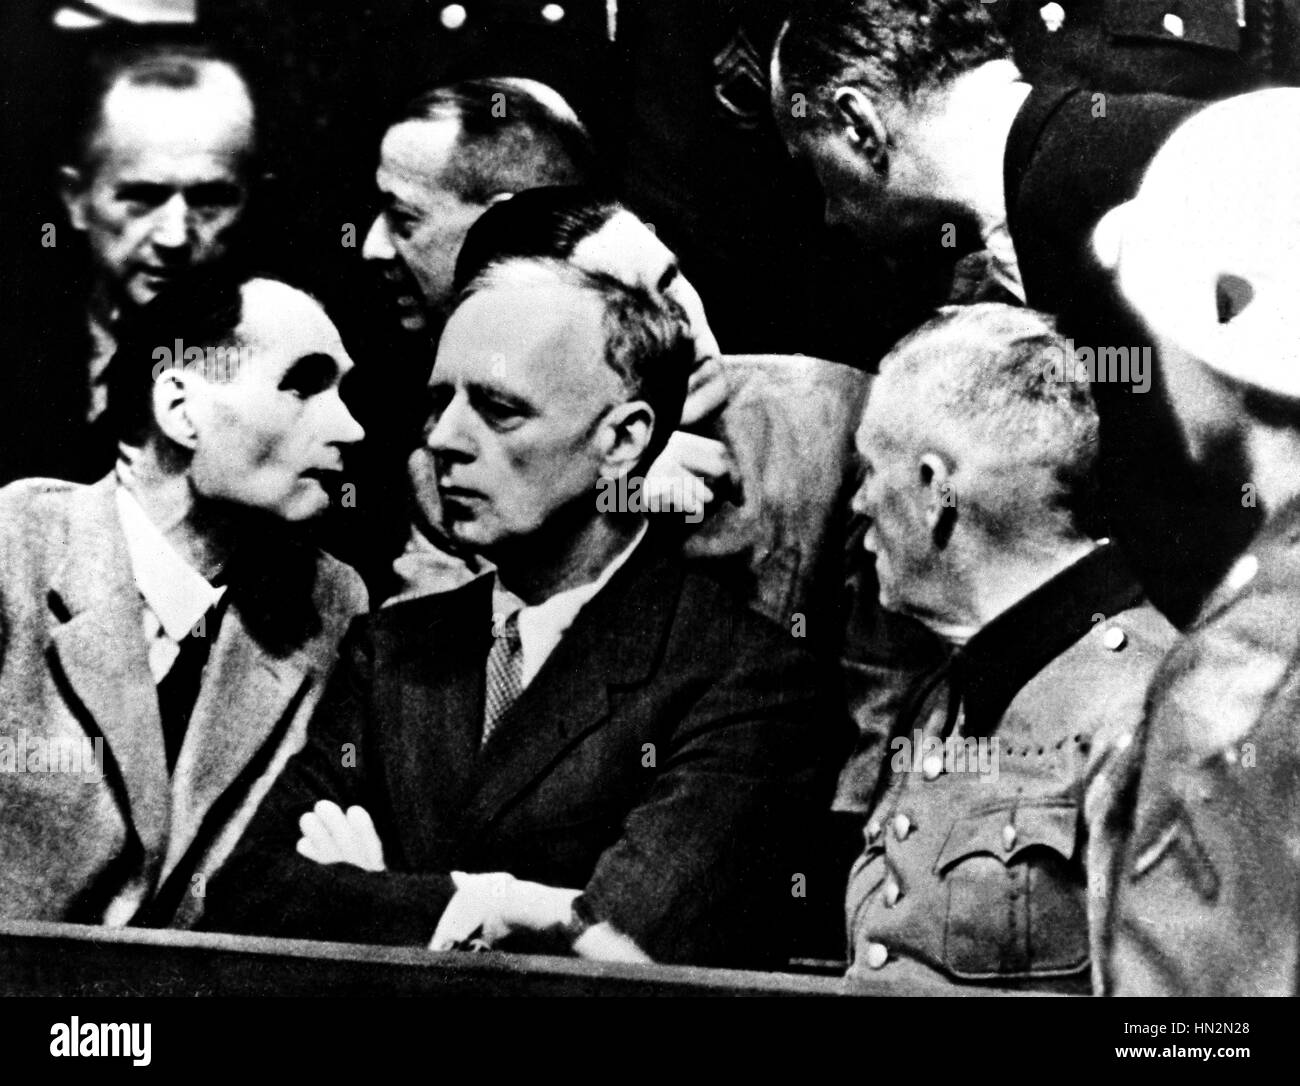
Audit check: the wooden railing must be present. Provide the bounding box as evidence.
[0,920,1048,997]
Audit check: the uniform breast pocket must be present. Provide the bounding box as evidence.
[936,801,1089,981]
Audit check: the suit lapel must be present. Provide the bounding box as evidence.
[378,576,495,867]
[464,535,684,832]
[159,601,313,886]
[46,476,171,862]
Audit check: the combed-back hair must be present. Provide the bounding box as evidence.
[452,185,623,293]
[391,77,598,204]
[67,40,258,169]
[458,257,695,473]
[778,0,1011,122]
[106,266,307,447]
[875,303,1099,547]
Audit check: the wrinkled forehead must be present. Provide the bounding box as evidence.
[436,283,619,402]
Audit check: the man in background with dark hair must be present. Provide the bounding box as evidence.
[0,270,366,929]
[771,0,1026,304]
[362,76,596,333]
[770,0,1207,324]
[204,257,844,969]
[1,40,259,486]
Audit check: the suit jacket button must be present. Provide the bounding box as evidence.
[892,813,912,840]
[1040,3,1065,32]
[440,4,467,30]
[1102,626,1127,651]
[922,753,943,779]
[864,942,889,969]
[1163,13,1186,37]
[541,3,565,21]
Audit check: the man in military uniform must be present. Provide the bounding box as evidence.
[1090,88,1300,995]
[842,304,1175,992]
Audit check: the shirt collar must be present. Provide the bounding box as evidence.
[512,522,648,681]
[114,482,225,642]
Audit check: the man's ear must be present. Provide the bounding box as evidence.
[833,86,889,171]
[598,400,655,481]
[59,165,90,231]
[918,451,957,540]
[152,371,200,451]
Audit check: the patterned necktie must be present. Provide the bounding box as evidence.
[482,611,524,745]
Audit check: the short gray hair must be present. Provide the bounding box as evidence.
[872,303,1098,547]
[456,258,695,472]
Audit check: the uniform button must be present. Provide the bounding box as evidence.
[883,879,901,907]
[866,819,882,842]
[922,753,943,780]
[440,4,467,30]
[1163,12,1185,37]
[1039,3,1066,32]
[864,942,889,969]
[1102,626,1127,651]
[541,3,565,21]
[892,813,912,841]
[1002,823,1018,852]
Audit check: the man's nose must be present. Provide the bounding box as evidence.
[150,194,191,251]
[362,215,395,261]
[324,390,366,446]
[424,394,475,459]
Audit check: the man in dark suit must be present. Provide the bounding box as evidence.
[203,257,845,967]
[0,269,368,928]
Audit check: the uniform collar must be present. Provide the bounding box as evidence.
[949,541,1144,735]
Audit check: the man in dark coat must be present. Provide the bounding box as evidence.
[203,257,846,968]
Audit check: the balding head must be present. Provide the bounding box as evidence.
[61,44,256,309]
[363,77,597,317]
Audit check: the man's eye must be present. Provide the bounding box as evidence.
[185,182,244,210]
[386,210,417,239]
[480,398,525,428]
[115,183,170,209]
[279,355,338,399]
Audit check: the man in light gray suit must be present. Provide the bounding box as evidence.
[0,267,367,928]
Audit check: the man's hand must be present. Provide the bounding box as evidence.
[681,356,729,427]
[296,801,386,872]
[641,431,734,521]
[430,871,577,950]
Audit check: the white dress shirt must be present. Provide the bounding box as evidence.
[115,484,226,683]
[430,523,648,951]
[507,522,648,689]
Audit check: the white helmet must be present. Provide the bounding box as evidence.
[1094,88,1300,398]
